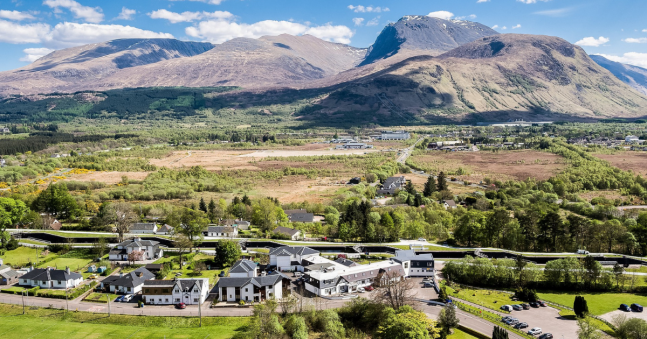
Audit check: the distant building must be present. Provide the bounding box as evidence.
[381,131,410,140]
[273,226,302,240]
[626,135,641,143]
[335,142,373,149]
[443,200,457,210]
[0,263,21,285]
[377,176,407,195]
[156,224,174,235]
[392,250,434,277]
[284,209,315,223]
[207,226,238,237]
[100,267,155,294]
[130,223,158,234]
[109,237,163,261]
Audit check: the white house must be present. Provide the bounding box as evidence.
[272,226,302,240]
[626,135,640,143]
[130,223,158,234]
[207,226,238,237]
[19,267,83,289]
[142,278,209,305]
[156,224,174,235]
[443,200,457,210]
[229,259,259,278]
[213,272,291,303]
[304,260,405,296]
[100,267,155,294]
[269,246,320,272]
[392,250,435,277]
[109,237,163,261]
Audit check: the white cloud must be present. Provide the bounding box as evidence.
[534,7,574,17]
[477,0,490,2]
[428,11,454,20]
[170,0,226,4]
[43,0,104,23]
[501,26,508,30]
[43,22,173,48]
[642,29,647,33]
[20,47,55,62]
[456,14,477,20]
[186,19,353,44]
[352,17,364,26]
[366,16,380,27]
[624,38,647,44]
[575,36,609,47]
[596,52,647,69]
[149,9,233,24]
[0,19,50,43]
[512,24,521,29]
[492,25,499,29]
[517,0,551,3]
[0,10,36,21]
[115,7,136,21]
[348,5,389,13]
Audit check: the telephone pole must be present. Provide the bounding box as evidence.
[65,288,69,313]
[107,293,111,317]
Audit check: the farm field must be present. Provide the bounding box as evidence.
[0,303,249,339]
[65,171,151,184]
[407,150,565,182]
[538,292,647,315]
[593,152,647,177]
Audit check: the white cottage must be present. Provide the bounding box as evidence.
[19,267,83,289]
[142,278,209,305]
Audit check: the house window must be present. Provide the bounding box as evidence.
[245,288,248,292]
[404,262,409,269]
[175,298,180,302]
[165,299,169,302]
[163,289,168,293]
[58,281,61,284]
[194,298,198,302]
[268,293,272,297]
[354,274,357,278]
[175,289,179,293]
[144,289,149,293]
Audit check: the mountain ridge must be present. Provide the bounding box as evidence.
[590,55,647,96]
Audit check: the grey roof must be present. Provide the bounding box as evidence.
[131,223,156,231]
[116,238,160,248]
[444,200,457,207]
[20,267,82,282]
[284,209,308,215]
[109,249,126,255]
[0,265,20,279]
[393,250,434,262]
[339,263,405,283]
[213,272,289,291]
[269,246,319,257]
[143,280,175,287]
[273,226,301,237]
[157,224,174,232]
[208,226,235,233]
[229,260,257,274]
[382,176,405,189]
[289,213,314,223]
[178,279,203,291]
[144,264,164,271]
[305,263,335,271]
[334,258,359,267]
[102,267,155,287]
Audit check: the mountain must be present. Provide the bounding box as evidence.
[360,16,499,66]
[0,39,214,95]
[590,55,647,96]
[294,34,647,124]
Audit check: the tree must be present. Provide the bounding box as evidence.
[577,317,601,339]
[438,286,448,301]
[31,184,81,219]
[199,198,207,213]
[247,300,284,339]
[252,198,282,232]
[177,208,208,251]
[128,250,144,264]
[438,305,460,336]
[378,306,440,339]
[0,197,27,249]
[215,239,241,267]
[207,198,217,222]
[423,176,437,197]
[107,202,138,242]
[574,296,589,318]
[284,315,309,339]
[373,271,416,309]
[406,181,416,195]
[492,326,509,339]
[173,233,193,269]
[613,314,647,339]
[92,237,109,257]
[437,172,448,191]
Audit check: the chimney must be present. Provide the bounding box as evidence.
[120,272,124,278]
[66,267,70,274]
[30,265,34,271]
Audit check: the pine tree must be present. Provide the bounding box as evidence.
[242,194,251,206]
[423,176,437,197]
[405,180,416,195]
[233,196,241,205]
[199,197,207,213]
[574,296,589,318]
[208,198,216,222]
[437,172,448,191]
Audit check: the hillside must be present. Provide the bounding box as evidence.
[590,55,647,96]
[360,16,498,66]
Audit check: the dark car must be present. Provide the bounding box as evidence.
[538,333,553,339]
[632,303,644,312]
[176,302,186,309]
[620,304,631,312]
[512,304,523,311]
[529,302,539,308]
[522,304,530,310]
[424,282,434,288]
[514,322,529,329]
[501,316,513,323]
[538,301,547,307]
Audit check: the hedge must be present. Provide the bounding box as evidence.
[37,281,97,299]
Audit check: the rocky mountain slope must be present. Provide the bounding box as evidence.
[590,55,647,96]
[360,16,498,66]
[295,34,647,123]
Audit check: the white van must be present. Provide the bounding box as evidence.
[576,250,590,255]
[500,305,513,312]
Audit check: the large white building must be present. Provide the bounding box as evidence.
[381,131,410,140]
[269,246,320,272]
[19,267,83,289]
[109,237,163,261]
[142,278,209,305]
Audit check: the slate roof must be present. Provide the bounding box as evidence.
[289,213,314,223]
[213,272,289,291]
[208,226,235,233]
[20,267,82,282]
[102,267,154,287]
[283,209,307,215]
[382,176,405,189]
[392,250,434,262]
[0,265,20,279]
[131,223,156,231]
[109,249,127,255]
[116,238,160,248]
[444,200,457,207]
[157,224,174,233]
[334,258,359,267]
[269,246,319,257]
[273,226,301,237]
[229,260,257,274]
[144,264,164,271]
[143,280,175,287]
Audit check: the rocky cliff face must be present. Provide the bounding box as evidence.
[590,55,647,96]
[360,16,499,66]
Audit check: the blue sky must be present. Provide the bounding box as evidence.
[1,0,647,71]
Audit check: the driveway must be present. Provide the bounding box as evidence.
[601,309,647,323]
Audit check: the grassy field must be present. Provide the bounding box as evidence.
[38,258,93,271]
[82,292,120,303]
[0,303,249,339]
[449,328,479,339]
[538,292,647,315]
[444,284,514,313]
[1,246,56,266]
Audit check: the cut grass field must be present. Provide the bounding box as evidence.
[82,292,119,303]
[0,303,249,339]
[449,328,480,339]
[444,284,514,313]
[0,246,56,266]
[38,258,93,271]
[538,292,647,315]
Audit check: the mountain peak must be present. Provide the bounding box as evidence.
[360,15,498,66]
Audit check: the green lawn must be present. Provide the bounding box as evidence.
[625,266,647,273]
[538,292,647,315]
[82,292,120,303]
[165,268,223,286]
[1,246,56,266]
[0,303,249,339]
[449,328,479,339]
[1,286,26,294]
[37,258,92,271]
[444,284,514,313]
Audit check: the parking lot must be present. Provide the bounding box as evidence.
[601,308,647,323]
[493,303,579,338]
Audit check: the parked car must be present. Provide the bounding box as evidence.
[357,287,366,293]
[522,303,530,310]
[115,295,124,302]
[176,302,186,309]
[529,302,539,308]
[528,328,542,335]
[501,316,513,323]
[418,238,427,242]
[632,303,644,312]
[88,274,98,279]
[501,305,513,312]
[422,277,430,282]
[512,304,523,311]
[538,301,547,307]
[424,282,434,288]
[508,318,519,325]
[538,334,553,339]
[576,249,590,255]
[514,322,529,329]
[122,294,133,302]
[364,286,374,292]
[620,304,631,312]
